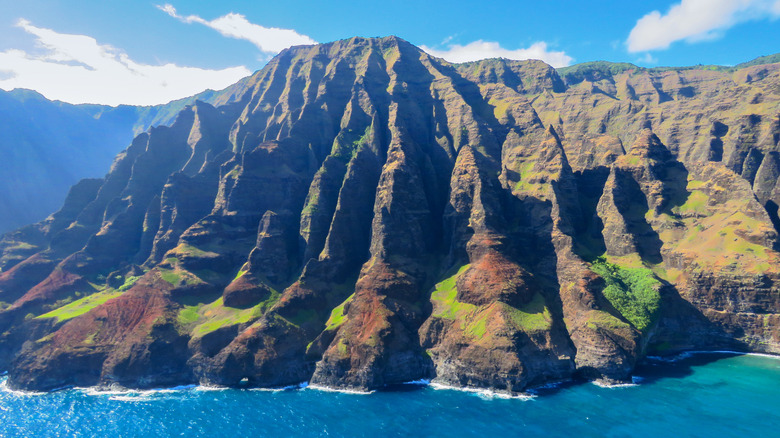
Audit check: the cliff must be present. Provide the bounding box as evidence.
[0,80,250,234]
[1,36,778,394]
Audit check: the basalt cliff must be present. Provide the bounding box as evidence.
[0,83,249,234]
[1,36,779,394]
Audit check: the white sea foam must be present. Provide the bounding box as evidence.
[0,378,46,396]
[78,387,133,396]
[193,385,229,392]
[145,384,197,394]
[306,383,374,395]
[248,381,309,392]
[79,384,199,400]
[591,380,638,389]
[402,379,431,386]
[429,382,535,400]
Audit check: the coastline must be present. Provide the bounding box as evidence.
[2,352,778,437]
[2,350,779,398]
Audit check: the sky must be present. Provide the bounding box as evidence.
[0,0,778,106]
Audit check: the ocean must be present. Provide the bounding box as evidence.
[1,352,778,437]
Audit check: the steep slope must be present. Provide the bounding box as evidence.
[1,37,779,394]
[0,79,251,234]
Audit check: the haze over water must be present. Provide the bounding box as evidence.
[1,353,778,437]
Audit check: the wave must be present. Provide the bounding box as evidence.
[248,382,309,392]
[306,383,374,395]
[428,382,535,400]
[591,380,638,389]
[193,385,230,392]
[402,379,431,386]
[0,378,47,397]
[79,384,199,401]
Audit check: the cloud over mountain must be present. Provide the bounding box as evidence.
[627,0,780,52]
[421,40,573,68]
[0,20,250,106]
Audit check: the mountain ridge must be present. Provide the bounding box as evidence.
[0,35,778,395]
[0,76,252,234]
[555,51,780,84]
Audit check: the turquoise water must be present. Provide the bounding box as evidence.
[1,353,778,437]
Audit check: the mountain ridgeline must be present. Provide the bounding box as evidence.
[0,81,250,234]
[1,36,779,394]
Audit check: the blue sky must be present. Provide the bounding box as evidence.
[0,0,778,105]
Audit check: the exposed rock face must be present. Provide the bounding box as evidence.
[0,82,253,235]
[1,37,780,393]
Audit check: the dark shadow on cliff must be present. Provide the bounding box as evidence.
[764,200,780,250]
[651,281,743,340]
[634,352,744,385]
[571,168,610,260]
[613,169,664,264]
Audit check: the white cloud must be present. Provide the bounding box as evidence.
[627,0,780,52]
[0,19,251,106]
[157,4,316,53]
[636,53,659,65]
[420,40,573,68]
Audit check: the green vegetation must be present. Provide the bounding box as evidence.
[301,189,320,217]
[586,310,632,331]
[158,267,202,287]
[464,316,488,339]
[174,244,213,258]
[118,275,141,292]
[177,306,201,325]
[159,269,181,285]
[37,288,123,323]
[179,289,281,338]
[331,126,370,161]
[430,264,475,319]
[81,332,97,345]
[590,257,662,333]
[233,268,248,282]
[557,61,641,84]
[336,338,348,356]
[35,333,55,344]
[325,293,354,331]
[675,190,709,215]
[191,269,222,284]
[735,53,780,69]
[431,265,553,340]
[556,52,780,86]
[488,97,512,120]
[510,155,559,200]
[502,294,552,332]
[226,167,241,180]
